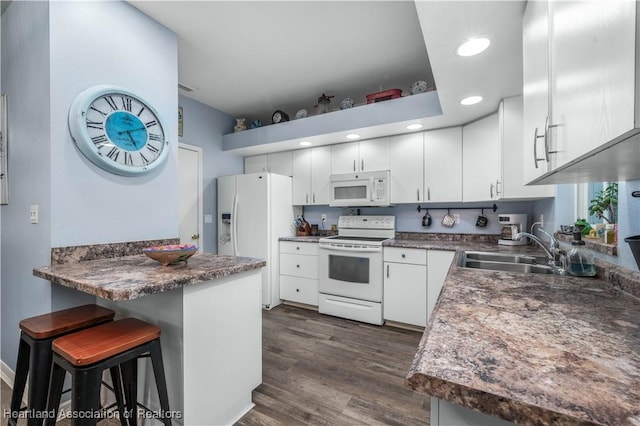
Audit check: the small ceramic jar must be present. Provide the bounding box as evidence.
[340,98,354,110]
[410,80,428,95]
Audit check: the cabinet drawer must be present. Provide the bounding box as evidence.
[280,276,318,306]
[280,241,319,256]
[383,247,427,265]
[280,253,318,279]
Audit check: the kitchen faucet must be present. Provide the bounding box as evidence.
[514,232,556,264]
[531,223,560,252]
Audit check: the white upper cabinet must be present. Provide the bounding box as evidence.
[292,146,331,205]
[523,1,640,184]
[424,127,462,202]
[331,138,389,174]
[244,152,293,176]
[548,0,636,169]
[501,96,554,199]
[389,133,424,204]
[462,113,501,202]
[522,0,550,182]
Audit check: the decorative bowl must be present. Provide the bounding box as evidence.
[143,244,197,266]
[339,98,354,110]
[410,80,428,95]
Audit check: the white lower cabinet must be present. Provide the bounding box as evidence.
[279,241,319,306]
[383,248,455,328]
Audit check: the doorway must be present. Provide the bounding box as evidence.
[178,143,203,250]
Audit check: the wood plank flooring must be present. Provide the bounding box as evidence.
[236,304,430,426]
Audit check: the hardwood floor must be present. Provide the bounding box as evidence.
[236,304,430,426]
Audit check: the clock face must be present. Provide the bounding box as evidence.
[69,85,168,176]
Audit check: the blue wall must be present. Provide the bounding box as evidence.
[177,95,243,253]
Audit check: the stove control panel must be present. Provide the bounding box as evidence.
[338,215,395,230]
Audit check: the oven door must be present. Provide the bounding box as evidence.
[318,245,383,302]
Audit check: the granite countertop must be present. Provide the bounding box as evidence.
[34,254,266,301]
[406,250,640,425]
[279,236,323,243]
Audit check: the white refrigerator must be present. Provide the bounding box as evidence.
[217,172,300,309]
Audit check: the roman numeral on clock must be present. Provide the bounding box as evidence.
[90,106,107,116]
[106,146,120,161]
[124,152,133,166]
[104,96,119,111]
[87,120,104,130]
[91,135,108,147]
[145,120,158,129]
[121,96,132,112]
[146,144,159,154]
[148,133,162,141]
[140,152,150,165]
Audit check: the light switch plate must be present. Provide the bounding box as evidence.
[30,205,39,224]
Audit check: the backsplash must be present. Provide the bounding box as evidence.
[51,238,180,264]
[302,201,535,235]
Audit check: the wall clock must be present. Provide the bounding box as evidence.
[68,85,169,176]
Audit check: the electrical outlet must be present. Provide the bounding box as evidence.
[540,214,544,228]
[30,205,39,224]
[453,214,460,224]
[321,214,327,222]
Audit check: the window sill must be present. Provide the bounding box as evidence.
[555,232,617,256]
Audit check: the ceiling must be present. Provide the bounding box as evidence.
[129,0,525,148]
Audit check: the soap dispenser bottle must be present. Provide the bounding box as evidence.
[566,231,596,277]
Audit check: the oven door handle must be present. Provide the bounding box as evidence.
[319,244,382,253]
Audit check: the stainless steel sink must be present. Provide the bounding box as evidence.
[459,251,556,274]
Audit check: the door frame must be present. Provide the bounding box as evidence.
[178,142,204,252]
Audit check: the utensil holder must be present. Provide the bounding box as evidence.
[296,230,310,236]
[624,235,640,269]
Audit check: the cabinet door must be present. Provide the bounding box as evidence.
[359,138,389,172]
[292,149,311,205]
[462,113,500,202]
[311,146,331,205]
[522,0,550,182]
[280,276,319,306]
[331,142,359,174]
[549,1,636,170]
[244,155,267,174]
[267,151,293,176]
[425,127,462,202]
[427,251,455,321]
[501,97,554,199]
[389,133,424,204]
[383,262,427,327]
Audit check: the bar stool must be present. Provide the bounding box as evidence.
[8,304,115,426]
[45,318,171,426]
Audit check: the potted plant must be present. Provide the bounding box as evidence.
[588,182,618,224]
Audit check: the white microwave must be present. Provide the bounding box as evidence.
[329,170,390,207]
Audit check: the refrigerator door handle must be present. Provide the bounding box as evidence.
[232,194,239,256]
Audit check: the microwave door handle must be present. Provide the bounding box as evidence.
[370,178,375,201]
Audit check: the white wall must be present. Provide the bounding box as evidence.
[49,1,179,247]
[1,0,53,369]
[1,1,179,370]
[177,95,242,253]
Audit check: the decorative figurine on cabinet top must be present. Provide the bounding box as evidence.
[315,93,334,115]
[234,118,246,132]
[294,109,308,119]
[339,98,354,110]
[250,119,262,129]
[271,110,290,124]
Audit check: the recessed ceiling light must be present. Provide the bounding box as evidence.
[460,96,483,106]
[457,37,491,57]
[406,123,423,130]
[299,141,312,146]
[346,133,361,140]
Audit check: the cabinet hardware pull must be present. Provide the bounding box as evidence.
[296,246,300,250]
[490,182,494,198]
[495,179,501,196]
[296,265,300,268]
[353,160,356,172]
[306,194,309,204]
[417,189,420,201]
[296,289,299,292]
[544,116,560,160]
[401,254,406,258]
[313,193,316,203]
[427,187,431,201]
[386,264,390,278]
[533,127,546,169]
[361,159,364,171]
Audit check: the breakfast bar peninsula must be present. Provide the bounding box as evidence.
[34,248,266,426]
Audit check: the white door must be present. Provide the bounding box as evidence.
[178,144,203,249]
[292,149,311,205]
[462,113,500,202]
[359,138,390,172]
[425,127,463,202]
[383,262,427,327]
[389,133,424,204]
[331,142,359,174]
[310,146,331,205]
